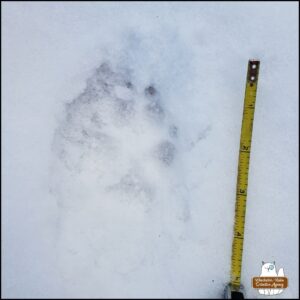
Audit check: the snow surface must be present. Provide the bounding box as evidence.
[2,2,299,298]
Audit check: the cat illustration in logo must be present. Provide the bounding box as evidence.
[258,261,284,295]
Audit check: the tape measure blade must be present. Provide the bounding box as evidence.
[230,60,260,288]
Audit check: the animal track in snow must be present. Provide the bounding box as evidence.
[51,60,194,291]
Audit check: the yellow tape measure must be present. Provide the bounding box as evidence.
[230,60,260,289]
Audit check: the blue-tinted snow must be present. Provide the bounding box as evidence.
[2,2,298,298]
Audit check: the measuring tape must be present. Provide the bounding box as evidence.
[230,60,260,290]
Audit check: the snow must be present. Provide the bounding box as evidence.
[2,2,298,298]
